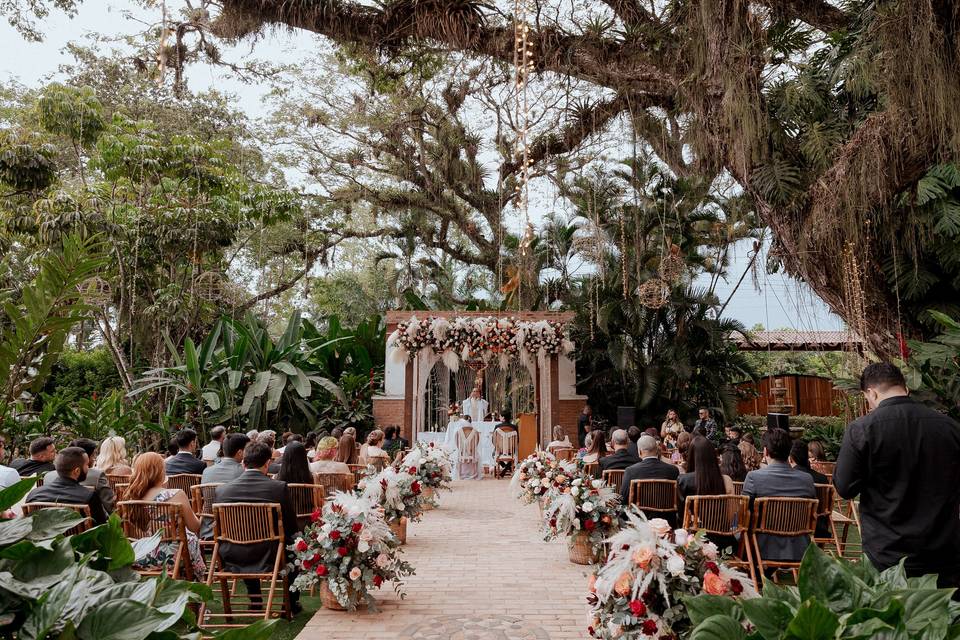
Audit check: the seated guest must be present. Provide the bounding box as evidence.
[626,426,642,459]
[719,443,748,482]
[303,431,318,461]
[126,452,205,578]
[330,427,344,440]
[95,436,132,476]
[382,425,409,458]
[600,429,640,472]
[359,430,390,468]
[275,441,314,485]
[26,446,108,524]
[309,437,352,475]
[257,430,277,449]
[165,436,179,458]
[672,431,692,471]
[789,439,830,539]
[201,426,226,463]
[807,440,826,465]
[165,429,206,475]
[336,433,358,465]
[738,431,763,471]
[277,431,295,455]
[11,437,56,477]
[581,433,603,465]
[619,435,680,517]
[214,442,301,614]
[343,426,357,440]
[678,436,734,505]
[245,429,259,442]
[200,433,249,540]
[0,437,20,488]
[742,429,816,564]
[44,438,116,513]
[546,425,572,452]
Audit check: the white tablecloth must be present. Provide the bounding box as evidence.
[417,421,498,474]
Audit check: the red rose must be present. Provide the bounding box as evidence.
[730,579,743,595]
[373,575,383,587]
[642,619,658,635]
[302,559,312,571]
[629,600,647,616]
[549,518,557,528]
[411,482,422,494]
[315,564,328,576]
[295,539,308,552]
[705,561,719,575]
[583,519,596,531]
[310,508,321,523]
[352,522,363,533]
[337,546,348,556]
[409,466,418,474]
[329,530,341,540]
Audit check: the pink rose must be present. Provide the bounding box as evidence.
[648,519,671,537]
[703,571,730,595]
[349,567,362,581]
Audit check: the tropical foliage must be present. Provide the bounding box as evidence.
[906,310,960,420]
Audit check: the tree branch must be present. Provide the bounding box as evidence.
[755,0,850,33]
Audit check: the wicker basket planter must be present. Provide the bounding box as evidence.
[319,581,365,611]
[569,531,601,565]
[421,487,435,510]
[389,516,408,544]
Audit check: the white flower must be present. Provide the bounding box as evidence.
[582,501,594,513]
[572,478,582,486]
[702,542,719,560]
[358,540,370,553]
[349,567,362,581]
[591,480,603,489]
[527,479,538,488]
[360,530,373,542]
[571,487,580,497]
[375,553,391,568]
[674,529,689,547]
[649,519,671,537]
[666,554,686,575]
[608,622,623,638]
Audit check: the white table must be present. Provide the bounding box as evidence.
[418,421,499,473]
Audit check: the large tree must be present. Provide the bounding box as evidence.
[205,0,960,355]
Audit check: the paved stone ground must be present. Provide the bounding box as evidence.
[298,479,592,640]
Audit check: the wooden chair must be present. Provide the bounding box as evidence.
[191,483,222,552]
[627,479,678,518]
[553,448,575,462]
[114,482,129,503]
[105,473,130,487]
[812,483,844,554]
[347,464,367,485]
[836,500,862,561]
[682,495,757,590]
[313,472,354,497]
[286,483,325,532]
[199,503,292,627]
[810,461,835,478]
[493,427,519,479]
[118,500,194,580]
[167,473,203,495]
[749,497,818,583]
[22,502,92,535]
[731,481,744,496]
[583,462,599,478]
[601,469,625,492]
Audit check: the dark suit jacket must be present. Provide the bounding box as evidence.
[44,467,115,514]
[26,474,109,524]
[600,448,640,473]
[743,461,816,561]
[165,452,206,475]
[213,470,298,572]
[620,457,680,506]
[11,458,55,477]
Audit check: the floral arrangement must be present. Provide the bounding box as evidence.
[509,450,556,504]
[359,466,424,523]
[388,315,573,366]
[540,458,580,498]
[289,492,415,610]
[586,508,756,639]
[543,474,620,556]
[401,442,453,504]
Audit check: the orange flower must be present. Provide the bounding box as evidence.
[588,573,598,593]
[632,546,654,569]
[601,515,612,524]
[703,571,730,595]
[614,572,632,596]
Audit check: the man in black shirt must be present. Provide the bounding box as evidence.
[26,446,108,525]
[11,437,56,477]
[835,363,960,588]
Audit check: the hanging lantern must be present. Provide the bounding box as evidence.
[658,244,685,283]
[637,278,670,309]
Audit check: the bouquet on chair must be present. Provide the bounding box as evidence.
[586,507,756,639]
[543,474,620,557]
[289,492,415,611]
[359,466,425,524]
[401,442,453,506]
[509,450,556,504]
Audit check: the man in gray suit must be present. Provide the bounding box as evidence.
[43,438,115,513]
[199,433,249,539]
[742,429,815,564]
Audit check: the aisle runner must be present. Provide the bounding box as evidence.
[298,479,591,640]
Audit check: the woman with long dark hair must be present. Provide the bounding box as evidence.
[335,433,358,465]
[678,436,733,503]
[719,444,748,482]
[275,441,314,485]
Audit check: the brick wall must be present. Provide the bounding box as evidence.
[373,397,407,439]
[558,399,585,440]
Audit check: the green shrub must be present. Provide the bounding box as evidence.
[685,545,959,640]
[735,415,846,460]
[42,347,123,401]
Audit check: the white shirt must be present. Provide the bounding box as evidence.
[201,440,222,462]
[461,396,489,423]
[0,464,20,489]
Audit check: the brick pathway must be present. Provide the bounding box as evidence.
[298,479,592,640]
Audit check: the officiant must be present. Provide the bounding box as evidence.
[460,387,489,423]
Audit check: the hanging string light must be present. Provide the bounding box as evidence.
[513,0,535,309]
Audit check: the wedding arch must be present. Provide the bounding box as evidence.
[373,311,586,457]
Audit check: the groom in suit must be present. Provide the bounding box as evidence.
[214,441,301,613]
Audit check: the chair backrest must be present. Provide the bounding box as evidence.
[494,429,518,458]
[22,502,92,534]
[810,461,835,477]
[751,497,818,536]
[602,469,625,492]
[119,500,189,544]
[347,464,366,484]
[287,483,325,520]
[191,483,222,522]
[213,502,284,544]
[313,472,354,496]
[166,474,202,494]
[32,475,44,487]
[731,481,744,495]
[457,427,479,460]
[628,479,678,512]
[106,473,129,487]
[554,447,575,462]
[369,457,389,472]
[813,483,834,518]
[682,495,750,535]
[114,482,129,503]
[583,462,599,478]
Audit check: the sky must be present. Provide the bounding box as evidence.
[0,2,845,331]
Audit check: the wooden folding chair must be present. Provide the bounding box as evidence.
[682,495,757,590]
[22,502,92,535]
[810,461,835,483]
[627,479,678,519]
[114,482,129,503]
[199,503,292,628]
[749,497,818,583]
[313,472,354,497]
[286,483,325,532]
[118,500,194,580]
[583,462,599,478]
[105,473,130,487]
[601,469,625,492]
[835,499,862,561]
[167,473,203,495]
[191,483,222,553]
[347,464,367,485]
[812,483,844,554]
[553,448,575,462]
[731,481,744,495]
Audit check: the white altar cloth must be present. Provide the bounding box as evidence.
[417,421,498,476]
